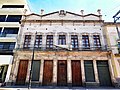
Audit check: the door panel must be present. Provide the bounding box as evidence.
[97,61,112,86]
[72,60,82,86]
[16,60,28,85]
[32,60,40,81]
[57,60,67,86]
[84,60,95,82]
[43,60,53,85]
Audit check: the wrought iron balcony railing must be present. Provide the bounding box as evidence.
[16,45,109,52]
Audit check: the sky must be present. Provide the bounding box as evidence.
[28,0,120,22]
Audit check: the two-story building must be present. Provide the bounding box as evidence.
[9,10,115,87]
[104,22,120,87]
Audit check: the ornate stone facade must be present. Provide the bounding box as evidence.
[8,10,116,87]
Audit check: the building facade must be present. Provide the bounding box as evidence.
[0,0,30,85]
[9,10,115,87]
[104,22,120,86]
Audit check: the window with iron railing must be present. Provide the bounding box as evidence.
[82,35,90,49]
[46,35,53,49]
[35,35,42,49]
[93,35,101,48]
[58,35,66,45]
[71,35,78,49]
[23,35,31,48]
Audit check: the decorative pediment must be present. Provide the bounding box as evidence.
[25,13,41,20]
[24,10,101,21]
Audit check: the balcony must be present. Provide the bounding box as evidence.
[16,45,108,52]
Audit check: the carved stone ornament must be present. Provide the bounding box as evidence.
[59,10,66,17]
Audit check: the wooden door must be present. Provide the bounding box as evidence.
[97,61,112,86]
[71,60,82,86]
[84,60,95,82]
[43,60,53,86]
[16,60,28,85]
[57,60,67,86]
[31,60,40,81]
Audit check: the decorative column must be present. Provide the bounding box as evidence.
[81,59,85,86]
[26,60,31,83]
[93,60,99,84]
[39,59,44,85]
[13,59,20,83]
[52,59,57,86]
[67,59,72,86]
[108,59,116,84]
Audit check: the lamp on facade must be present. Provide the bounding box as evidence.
[28,32,37,89]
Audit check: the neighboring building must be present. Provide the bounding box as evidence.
[0,0,30,85]
[9,10,115,87]
[104,22,120,86]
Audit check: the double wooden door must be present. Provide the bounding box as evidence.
[57,60,67,86]
[43,60,53,85]
[16,60,28,85]
[97,61,112,86]
[71,60,82,86]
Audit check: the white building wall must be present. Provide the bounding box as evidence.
[20,22,105,48]
[107,26,119,54]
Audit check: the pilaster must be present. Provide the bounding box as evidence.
[52,59,57,86]
[81,60,85,86]
[67,59,72,86]
[39,59,44,85]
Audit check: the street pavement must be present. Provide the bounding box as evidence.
[0,86,119,90]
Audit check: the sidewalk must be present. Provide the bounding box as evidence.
[0,86,119,90]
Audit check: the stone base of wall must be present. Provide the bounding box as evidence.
[85,82,99,88]
[114,78,120,88]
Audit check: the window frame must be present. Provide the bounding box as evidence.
[23,35,31,48]
[82,35,90,49]
[46,35,53,49]
[35,35,42,49]
[93,35,101,48]
[58,35,66,45]
[71,35,79,49]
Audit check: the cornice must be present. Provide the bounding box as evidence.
[21,19,104,23]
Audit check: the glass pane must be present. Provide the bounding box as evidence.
[6,15,22,22]
[0,15,6,22]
